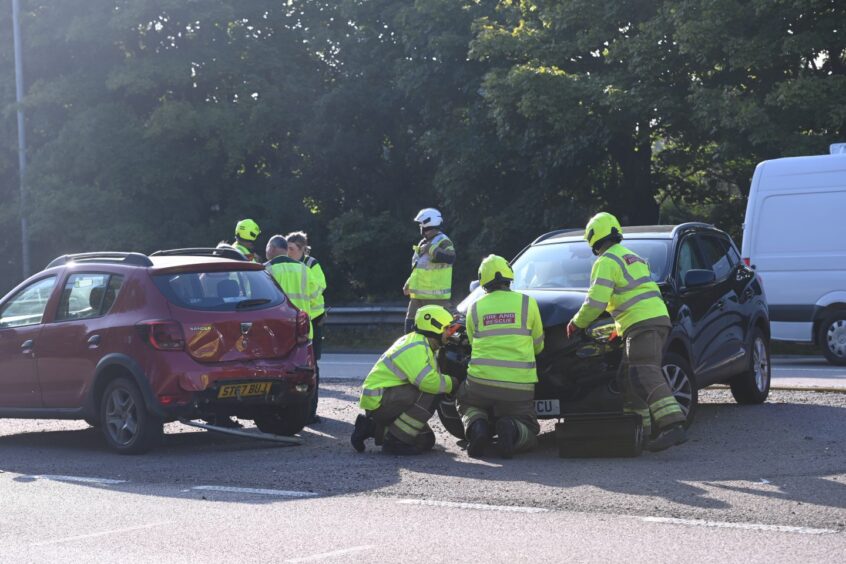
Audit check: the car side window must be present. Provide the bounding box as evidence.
[725,241,741,267]
[55,273,125,322]
[698,236,732,281]
[0,277,58,328]
[676,237,707,285]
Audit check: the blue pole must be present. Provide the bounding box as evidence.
[12,0,31,277]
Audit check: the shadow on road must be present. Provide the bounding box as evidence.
[0,386,844,517]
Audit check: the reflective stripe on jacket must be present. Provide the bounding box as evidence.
[233,242,260,263]
[359,332,452,410]
[266,256,317,338]
[304,256,326,318]
[406,233,454,300]
[571,243,669,336]
[466,290,544,395]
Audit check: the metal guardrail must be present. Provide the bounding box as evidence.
[324,306,406,325]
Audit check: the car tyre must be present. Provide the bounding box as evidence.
[100,377,163,454]
[818,309,846,366]
[730,328,771,404]
[662,352,698,429]
[254,402,310,436]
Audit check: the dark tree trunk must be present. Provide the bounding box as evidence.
[609,133,659,226]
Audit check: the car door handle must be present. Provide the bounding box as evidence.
[20,339,33,351]
[87,335,101,346]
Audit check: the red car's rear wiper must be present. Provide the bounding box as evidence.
[235,298,271,309]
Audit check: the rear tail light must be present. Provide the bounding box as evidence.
[137,320,185,351]
[296,311,310,344]
[742,258,750,266]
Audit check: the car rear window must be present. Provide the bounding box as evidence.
[153,270,284,311]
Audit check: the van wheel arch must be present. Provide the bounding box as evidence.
[813,304,846,345]
[814,305,846,365]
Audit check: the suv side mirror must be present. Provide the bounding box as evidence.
[469,280,480,292]
[684,269,716,289]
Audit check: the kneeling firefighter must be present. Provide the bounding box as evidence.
[458,255,544,459]
[566,212,688,452]
[351,305,457,455]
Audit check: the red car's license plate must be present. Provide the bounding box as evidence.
[217,382,271,399]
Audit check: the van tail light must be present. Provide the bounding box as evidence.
[137,320,185,351]
[296,311,310,344]
[742,258,750,266]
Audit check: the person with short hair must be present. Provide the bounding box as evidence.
[286,231,327,423]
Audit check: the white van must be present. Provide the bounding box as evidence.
[741,144,846,365]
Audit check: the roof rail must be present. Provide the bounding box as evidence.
[46,252,153,269]
[149,247,249,262]
[532,228,583,245]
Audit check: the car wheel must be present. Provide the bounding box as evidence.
[437,397,466,440]
[100,377,163,454]
[730,328,771,404]
[254,403,310,436]
[818,309,846,366]
[662,352,698,429]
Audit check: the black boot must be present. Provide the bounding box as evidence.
[646,424,688,452]
[466,419,491,459]
[495,418,518,459]
[350,414,374,453]
[415,425,436,452]
[382,433,422,455]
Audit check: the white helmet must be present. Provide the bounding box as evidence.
[414,207,443,228]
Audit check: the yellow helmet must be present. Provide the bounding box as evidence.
[478,254,514,288]
[584,212,623,249]
[415,305,454,336]
[235,219,261,241]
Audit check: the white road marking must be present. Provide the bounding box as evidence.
[31,475,127,485]
[30,522,171,546]
[284,545,375,563]
[641,516,837,535]
[300,427,336,439]
[398,499,548,513]
[192,485,317,498]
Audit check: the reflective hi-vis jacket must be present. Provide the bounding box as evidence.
[233,241,261,263]
[266,256,318,338]
[466,290,544,399]
[571,243,669,336]
[406,233,454,300]
[304,255,326,318]
[359,332,453,410]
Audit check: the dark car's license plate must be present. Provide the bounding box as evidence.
[217,382,271,399]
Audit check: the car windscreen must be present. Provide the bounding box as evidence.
[153,269,284,311]
[511,239,671,290]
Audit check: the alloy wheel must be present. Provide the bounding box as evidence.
[662,364,692,417]
[825,319,846,359]
[752,337,770,391]
[105,387,138,446]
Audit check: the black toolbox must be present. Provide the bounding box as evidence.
[555,412,643,458]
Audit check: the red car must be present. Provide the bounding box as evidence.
[0,250,314,453]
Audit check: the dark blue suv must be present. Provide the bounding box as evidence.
[438,223,770,436]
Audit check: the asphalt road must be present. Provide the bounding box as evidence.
[1,377,844,563]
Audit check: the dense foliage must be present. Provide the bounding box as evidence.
[1,0,843,300]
